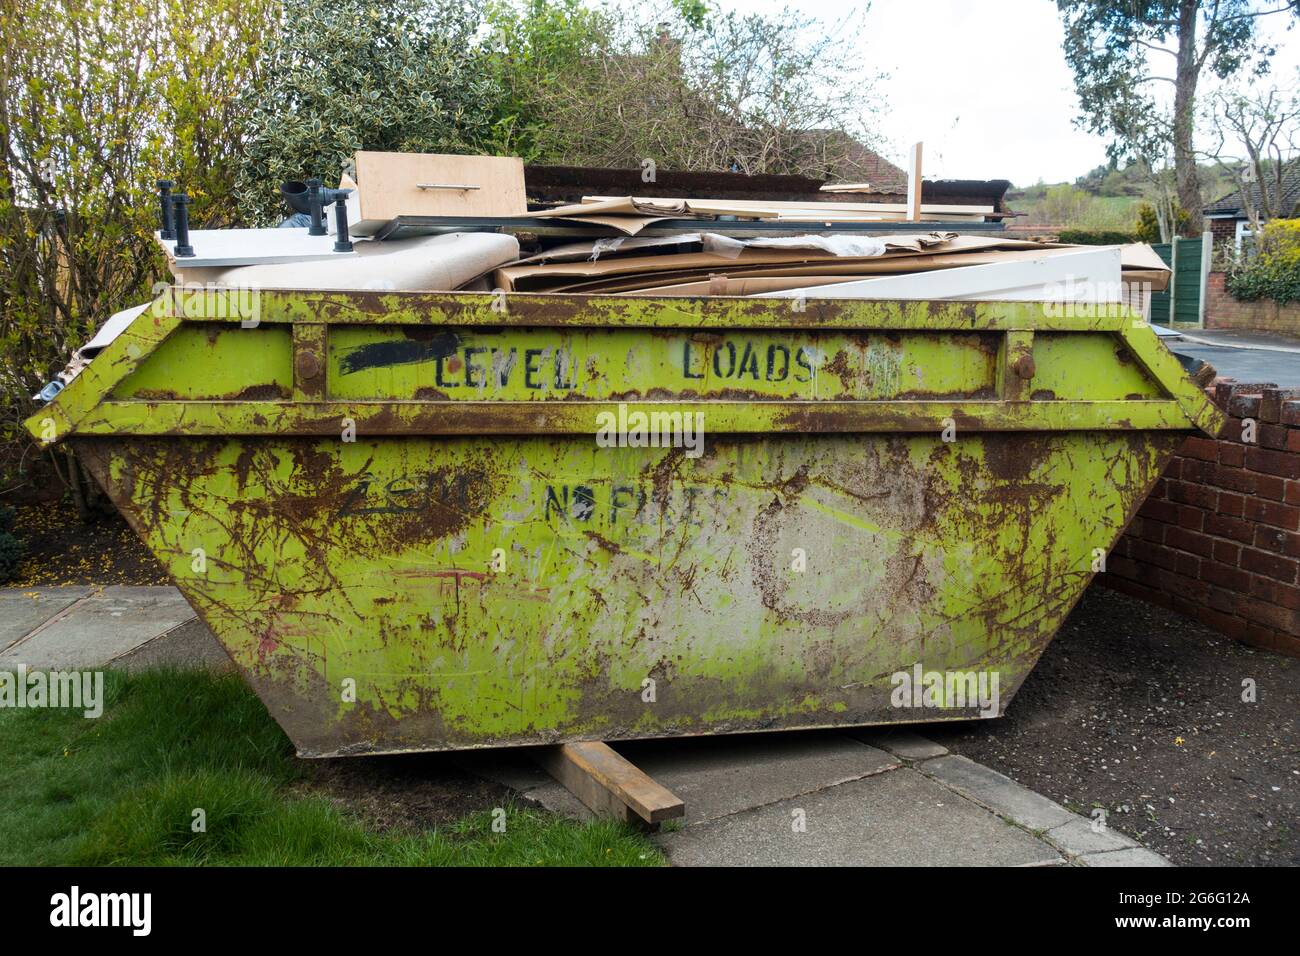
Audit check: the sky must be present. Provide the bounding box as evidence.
[706,0,1300,187]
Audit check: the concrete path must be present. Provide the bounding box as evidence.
[463,729,1173,867]
[2,586,1172,866]
[0,585,230,671]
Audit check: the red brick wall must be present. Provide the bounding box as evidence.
[1104,380,1300,658]
[1205,271,1300,333]
[1208,218,1237,249]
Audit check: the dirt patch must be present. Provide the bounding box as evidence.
[5,500,167,586]
[926,586,1299,867]
[294,754,514,833]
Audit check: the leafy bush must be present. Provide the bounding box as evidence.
[0,534,21,583]
[482,0,615,161]
[1134,202,1161,243]
[1133,200,1193,243]
[234,0,501,225]
[1016,184,1138,232]
[1057,229,1137,245]
[482,0,888,178]
[1226,219,1300,304]
[0,0,275,486]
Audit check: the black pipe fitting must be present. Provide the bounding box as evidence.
[172,194,194,257]
[330,190,353,252]
[157,180,176,240]
[305,179,327,236]
[280,178,351,248]
[280,180,313,216]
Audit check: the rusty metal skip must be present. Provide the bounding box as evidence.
[27,288,1223,756]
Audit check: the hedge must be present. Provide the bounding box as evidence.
[1226,219,1300,306]
[1057,229,1138,245]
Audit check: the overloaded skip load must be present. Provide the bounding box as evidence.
[28,217,1223,757]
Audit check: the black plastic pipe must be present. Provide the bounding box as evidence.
[157,180,176,240]
[172,194,194,257]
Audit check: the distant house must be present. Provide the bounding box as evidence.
[1203,159,1300,251]
[793,129,909,191]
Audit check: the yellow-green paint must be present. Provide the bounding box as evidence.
[25,289,1223,755]
[112,325,293,400]
[327,326,1001,402]
[1030,333,1164,400]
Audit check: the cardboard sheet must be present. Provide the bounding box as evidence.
[494,234,1038,291]
[497,237,1171,295]
[535,197,693,218]
[758,248,1123,302]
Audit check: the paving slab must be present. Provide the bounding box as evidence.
[109,618,232,672]
[615,732,898,823]
[1043,817,1140,857]
[1077,846,1175,868]
[850,728,948,761]
[0,587,91,652]
[917,754,1077,832]
[656,766,1063,867]
[0,586,196,670]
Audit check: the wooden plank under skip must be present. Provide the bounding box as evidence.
[535,742,686,827]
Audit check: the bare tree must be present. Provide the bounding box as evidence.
[525,6,889,180]
[1202,75,1300,229]
[1057,0,1300,230]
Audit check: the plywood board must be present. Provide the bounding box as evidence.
[352,152,527,234]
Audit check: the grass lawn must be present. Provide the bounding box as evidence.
[0,669,664,866]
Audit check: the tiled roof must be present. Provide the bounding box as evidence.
[1204,159,1300,217]
[795,129,908,190]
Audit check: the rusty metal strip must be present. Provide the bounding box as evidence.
[71,398,1198,435]
[1118,322,1225,437]
[32,293,180,443]
[176,288,1136,332]
[1000,330,1035,402]
[291,323,328,402]
[26,296,1220,446]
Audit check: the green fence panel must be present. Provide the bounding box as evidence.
[1148,238,1203,326]
[1149,243,1172,324]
